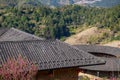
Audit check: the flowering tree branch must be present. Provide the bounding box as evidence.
[0,54,38,80]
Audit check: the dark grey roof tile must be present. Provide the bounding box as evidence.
[75,45,120,56]
[75,45,120,71]
[0,28,44,41]
[0,40,104,70]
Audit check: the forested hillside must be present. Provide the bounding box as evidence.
[0,0,42,8]
[0,4,120,42]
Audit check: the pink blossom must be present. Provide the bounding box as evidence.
[0,54,38,80]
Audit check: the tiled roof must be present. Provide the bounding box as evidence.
[75,45,120,71]
[79,58,120,71]
[0,28,44,41]
[0,40,104,70]
[75,45,120,56]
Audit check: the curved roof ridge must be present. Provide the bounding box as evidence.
[75,44,120,48]
[75,45,120,56]
[75,45,120,71]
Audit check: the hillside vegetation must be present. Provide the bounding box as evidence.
[0,4,120,44]
[65,27,113,45]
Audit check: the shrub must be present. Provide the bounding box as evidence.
[78,76,90,80]
[0,54,38,80]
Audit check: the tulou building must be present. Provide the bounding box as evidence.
[1,28,120,80]
[0,28,105,80]
[75,45,120,79]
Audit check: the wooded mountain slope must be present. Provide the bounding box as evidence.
[0,4,120,44]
